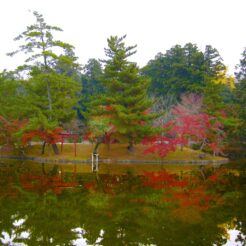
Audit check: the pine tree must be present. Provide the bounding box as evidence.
[235,47,246,152]
[7,11,81,153]
[91,35,156,151]
[7,11,81,123]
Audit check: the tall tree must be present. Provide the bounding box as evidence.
[235,47,246,153]
[79,59,104,120]
[7,11,81,153]
[90,35,156,151]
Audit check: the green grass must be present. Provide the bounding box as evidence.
[21,143,226,162]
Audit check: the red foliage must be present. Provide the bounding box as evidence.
[83,132,92,141]
[22,128,63,145]
[142,135,182,157]
[142,121,185,157]
[143,93,225,157]
[172,113,211,141]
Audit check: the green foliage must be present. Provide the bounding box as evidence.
[87,193,110,209]
[234,47,246,151]
[7,11,81,136]
[142,43,226,97]
[90,35,157,149]
[0,74,30,120]
[25,73,81,125]
[79,59,104,120]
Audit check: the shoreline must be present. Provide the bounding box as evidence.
[0,155,229,165]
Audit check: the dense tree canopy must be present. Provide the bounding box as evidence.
[142,43,226,97]
[79,58,104,120]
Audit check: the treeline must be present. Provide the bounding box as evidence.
[0,11,245,158]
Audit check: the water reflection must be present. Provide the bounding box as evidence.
[0,160,245,245]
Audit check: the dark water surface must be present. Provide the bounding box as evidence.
[0,160,245,246]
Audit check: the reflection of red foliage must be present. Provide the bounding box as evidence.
[142,168,228,213]
[19,173,78,194]
[173,187,213,211]
[142,170,188,189]
[105,105,113,111]
[22,128,63,145]
[83,182,96,190]
[208,174,218,182]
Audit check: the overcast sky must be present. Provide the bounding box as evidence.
[0,0,245,75]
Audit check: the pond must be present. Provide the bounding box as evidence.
[0,160,245,245]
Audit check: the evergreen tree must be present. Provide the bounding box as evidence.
[7,11,81,123]
[79,59,104,120]
[235,47,246,152]
[90,35,156,151]
[7,11,81,153]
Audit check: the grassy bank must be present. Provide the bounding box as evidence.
[19,143,226,162]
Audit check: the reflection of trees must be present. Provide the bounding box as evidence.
[0,161,245,245]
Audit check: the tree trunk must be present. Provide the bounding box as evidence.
[93,141,101,155]
[52,143,59,155]
[47,80,52,119]
[127,137,134,152]
[41,141,46,155]
[41,163,47,175]
[93,136,104,154]
[200,139,207,151]
[180,144,184,151]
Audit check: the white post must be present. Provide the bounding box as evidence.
[92,153,99,172]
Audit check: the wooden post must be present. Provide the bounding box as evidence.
[61,138,64,153]
[95,154,99,172]
[74,142,76,157]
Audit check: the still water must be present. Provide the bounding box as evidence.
[0,160,245,246]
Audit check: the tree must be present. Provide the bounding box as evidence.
[7,11,81,153]
[143,94,226,157]
[90,35,156,151]
[0,72,30,120]
[235,47,246,153]
[79,59,104,120]
[0,72,31,150]
[142,43,226,98]
[204,45,226,79]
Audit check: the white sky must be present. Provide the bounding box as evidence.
[0,0,246,75]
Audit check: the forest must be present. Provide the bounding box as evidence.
[0,11,245,159]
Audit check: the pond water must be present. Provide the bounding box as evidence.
[0,160,245,246]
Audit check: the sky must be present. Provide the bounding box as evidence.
[0,0,246,75]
